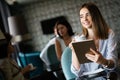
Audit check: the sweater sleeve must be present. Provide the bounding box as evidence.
[1,59,13,80]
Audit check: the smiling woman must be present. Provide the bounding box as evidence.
[69,2,118,80]
[80,7,92,29]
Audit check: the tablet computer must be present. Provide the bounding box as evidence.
[72,39,97,64]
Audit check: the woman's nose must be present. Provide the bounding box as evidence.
[83,16,87,20]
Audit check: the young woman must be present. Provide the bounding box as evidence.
[0,33,35,80]
[69,2,118,80]
[55,19,75,61]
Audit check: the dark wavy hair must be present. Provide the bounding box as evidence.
[55,19,74,38]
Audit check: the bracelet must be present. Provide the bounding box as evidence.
[103,60,110,68]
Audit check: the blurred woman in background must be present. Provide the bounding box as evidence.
[55,19,75,61]
[0,33,35,80]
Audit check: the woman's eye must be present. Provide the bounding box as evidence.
[86,13,90,16]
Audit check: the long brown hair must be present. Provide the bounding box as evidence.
[80,2,109,39]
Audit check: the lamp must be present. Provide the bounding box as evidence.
[8,15,31,67]
[8,15,31,45]
[5,0,16,5]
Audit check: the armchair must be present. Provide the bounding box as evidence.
[46,44,60,71]
[61,47,76,80]
[46,44,65,80]
[19,51,44,78]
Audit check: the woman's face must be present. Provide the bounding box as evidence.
[80,7,92,29]
[57,24,68,37]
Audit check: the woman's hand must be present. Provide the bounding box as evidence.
[85,48,106,64]
[68,37,76,49]
[69,38,80,70]
[21,65,31,74]
[68,38,76,57]
[85,48,114,68]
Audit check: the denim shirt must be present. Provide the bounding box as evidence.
[71,30,118,80]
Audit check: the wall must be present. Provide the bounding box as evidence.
[18,0,120,51]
